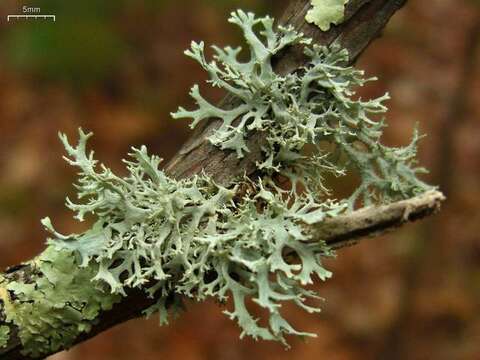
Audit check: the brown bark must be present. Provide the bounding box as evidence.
[0,1,440,359]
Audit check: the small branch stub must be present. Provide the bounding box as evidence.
[320,190,446,249]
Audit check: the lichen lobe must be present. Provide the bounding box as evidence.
[305,0,349,31]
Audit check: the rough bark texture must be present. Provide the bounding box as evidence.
[0,1,442,359]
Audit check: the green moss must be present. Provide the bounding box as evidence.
[0,325,9,349]
[1,247,121,357]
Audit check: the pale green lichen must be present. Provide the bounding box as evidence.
[28,9,431,351]
[0,325,9,349]
[173,10,431,209]
[1,247,121,356]
[305,0,349,31]
[44,130,342,344]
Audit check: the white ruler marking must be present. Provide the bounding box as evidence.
[7,14,56,22]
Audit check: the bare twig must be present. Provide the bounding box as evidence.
[319,190,445,249]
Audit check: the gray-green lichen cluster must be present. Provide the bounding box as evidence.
[0,248,120,356]
[2,9,432,354]
[172,10,430,209]
[44,130,341,343]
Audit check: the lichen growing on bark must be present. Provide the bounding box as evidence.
[0,247,121,357]
[2,9,433,354]
[305,0,349,31]
[173,10,431,208]
[44,131,342,344]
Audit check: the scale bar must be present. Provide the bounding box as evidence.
[7,14,56,22]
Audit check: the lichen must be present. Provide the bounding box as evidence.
[1,247,121,357]
[173,10,431,208]
[18,9,432,352]
[0,325,9,349]
[44,130,342,344]
[305,0,349,31]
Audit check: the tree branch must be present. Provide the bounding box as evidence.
[0,1,440,359]
[320,190,445,250]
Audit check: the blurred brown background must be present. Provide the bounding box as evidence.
[0,1,479,359]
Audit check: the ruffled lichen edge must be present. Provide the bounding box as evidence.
[305,0,349,31]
